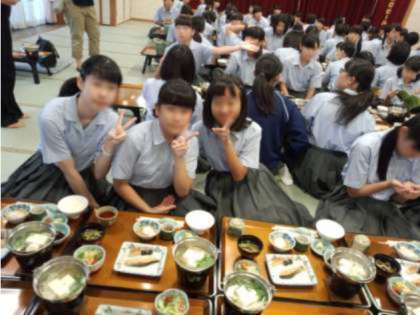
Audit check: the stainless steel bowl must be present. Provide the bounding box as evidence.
[173,237,218,272]
[401,293,420,315]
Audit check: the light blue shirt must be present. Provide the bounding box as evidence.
[225,50,268,86]
[322,57,350,91]
[247,16,269,29]
[264,27,284,52]
[379,77,420,105]
[361,38,382,59]
[154,6,177,24]
[112,119,199,188]
[372,62,400,88]
[274,47,299,64]
[166,24,176,43]
[376,41,393,66]
[39,95,118,171]
[302,91,376,154]
[141,78,203,124]
[321,36,344,59]
[342,130,420,201]
[283,54,323,92]
[194,3,206,16]
[192,120,262,172]
[218,24,243,46]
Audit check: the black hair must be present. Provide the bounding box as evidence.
[337,41,355,58]
[294,11,303,18]
[58,77,80,97]
[377,114,420,180]
[335,23,350,37]
[398,55,420,82]
[160,45,195,84]
[382,23,401,45]
[336,59,375,125]
[305,25,319,38]
[306,13,317,25]
[192,15,205,42]
[301,34,319,49]
[202,10,216,24]
[349,25,363,54]
[368,26,380,40]
[252,5,263,14]
[317,17,326,25]
[283,30,304,50]
[361,19,371,32]
[387,42,411,66]
[270,13,289,35]
[175,14,193,27]
[404,31,419,47]
[252,54,282,115]
[79,54,122,85]
[242,26,265,41]
[356,50,375,65]
[180,4,193,16]
[292,23,304,32]
[203,74,249,132]
[227,11,243,23]
[156,79,196,111]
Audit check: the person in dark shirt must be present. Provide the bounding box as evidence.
[246,54,309,172]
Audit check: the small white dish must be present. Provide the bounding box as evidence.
[316,219,345,242]
[269,231,295,253]
[57,195,88,219]
[395,242,420,262]
[2,203,31,225]
[133,219,160,241]
[185,210,215,235]
[95,304,151,315]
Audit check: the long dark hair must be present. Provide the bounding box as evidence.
[336,59,375,125]
[377,114,420,180]
[159,44,195,84]
[252,54,282,115]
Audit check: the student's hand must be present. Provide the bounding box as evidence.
[106,110,137,147]
[171,131,199,158]
[212,117,234,144]
[240,41,259,53]
[388,90,399,99]
[149,195,176,214]
[391,179,407,194]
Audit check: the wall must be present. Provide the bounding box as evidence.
[404,0,420,31]
[130,0,160,21]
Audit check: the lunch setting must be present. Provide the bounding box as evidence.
[2,197,420,315]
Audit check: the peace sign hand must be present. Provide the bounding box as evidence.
[171,131,199,159]
[107,110,137,146]
[212,117,234,144]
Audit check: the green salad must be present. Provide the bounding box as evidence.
[156,290,188,315]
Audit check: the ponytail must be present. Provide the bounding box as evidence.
[58,77,80,97]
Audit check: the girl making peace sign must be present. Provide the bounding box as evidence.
[2,55,136,207]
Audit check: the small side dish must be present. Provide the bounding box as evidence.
[233,259,260,275]
[237,235,263,259]
[155,289,190,315]
[269,231,295,253]
[74,244,106,273]
[79,223,105,243]
[133,219,160,241]
[311,238,334,257]
[396,243,420,262]
[2,203,31,224]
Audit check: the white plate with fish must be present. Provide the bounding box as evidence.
[266,254,317,286]
[113,242,167,277]
[95,304,152,315]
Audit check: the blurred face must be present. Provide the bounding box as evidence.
[211,87,242,127]
[254,12,263,21]
[335,48,345,60]
[397,127,420,159]
[347,32,360,44]
[155,104,192,137]
[244,36,263,56]
[77,76,118,111]
[163,0,173,10]
[175,25,194,44]
[402,67,418,83]
[273,9,281,15]
[214,1,220,9]
[300,45,319,62]
[336,69,355,90]
[275,22,286,35]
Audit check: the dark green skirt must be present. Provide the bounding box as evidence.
[205,165,313,226]
[1,151,109,203]
[315,187,420,240]
[288,145,347,199]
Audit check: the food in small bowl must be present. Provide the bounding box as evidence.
[228,218,245,237]
[33,256,89,314]
[387,276,420,304]
[94,206,118,227]
[351,234,371,253]
[51,223,71,246]
[159,219,178,241]
[73,244,105,273]
[224,272,273,314]
[155,288,189,315]
[269,231,295,253]
[173,229,197,243]
[233,259,260,275]
[2,203,31,225]
[396,243,420,262]
[42,211,68,225]
[237,235,263,259]
[185,210,215,235]
[316,219,345,242]
[57,195,88,219]
[133,219,160,241]
[30,205,47,221]
[7,221,56,271]
[79,223,105,244]
[311,238,334,257]
[374,254,401,282]
[295,234,311,252]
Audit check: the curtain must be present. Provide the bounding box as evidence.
[10,0,54,30]
[370,0,412,26]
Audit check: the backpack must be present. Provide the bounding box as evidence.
[36,37,60,68]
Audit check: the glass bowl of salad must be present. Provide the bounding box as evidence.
[73,244,106,273]
[154,288,189,315]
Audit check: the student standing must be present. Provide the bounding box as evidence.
[193,75,312,226]
[218,11,244,47]
[2,56,135,207]
[264,14,289,52]
[376,23,402,66]
[247,5,269,29]
[154,0,177,26]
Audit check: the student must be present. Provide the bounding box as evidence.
[290,59,376,198]
[110,79,213,214]
[140,45,203,124]
[247,5,269,29]
[194,0,206,16]
[315,17,328,47]
[225,26,267,87]
[192,74,312,226]
[267,4,282,24]
[361,26,382,57]
[405,31,420,56]
[380,56,420,106]
[173,0,191,17]
[2,55,136,207]
[316,115,420,239]
[166,15,259,76]
[274,30,303,64]
[376,23,402,66]
[192,15,213,47]
[322,41,355,91]
[360,17,371,41]
[346,25,363,56]
[154,0,176,26]
[281,34,322,99]
[372,42,411,88]
[320,23,349,61]
[264,13,289,52]
[218,11,244,47]
[247,54,309,172]
[166,5,194,43]
[303,13,317,31]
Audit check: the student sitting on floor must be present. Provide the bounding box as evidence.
[281,34,322,99]
[166,4,194,43]
[192,15,213,47]
[225,26,268,87]
[320,22,349,62]
[247,5,270,29]
[373,41,411,89]
[405,32,419,56]
[376,23,403,66]
[154,0,177,26]
[316,115,420,239]
[246,54,309,173]
[361,26,382,58]
[194,0,206,16]
[380,55,420,106]
[192,74,313,226]
[274,30,303,64]
[217,11,244,47]
[140,44,203,124]
[173,0,191,17]
[322,41,355,91]
[264,13,289,52]
[2,55,136,207]
[290,59,376,198]
[110,79,213,214]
